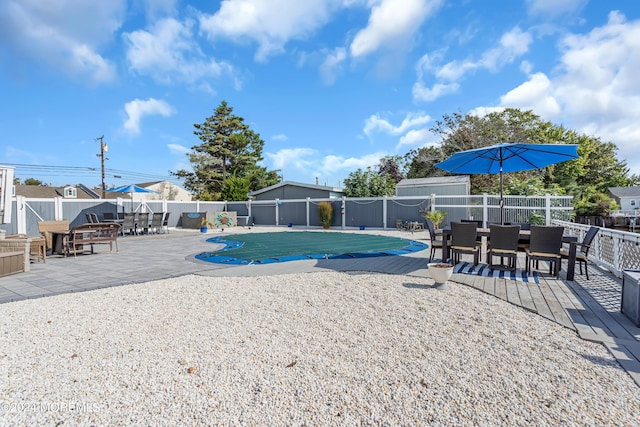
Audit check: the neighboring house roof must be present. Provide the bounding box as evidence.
[396,176,470,187]
[14,185,95,199]
[248,181,344,197]
[608,187,640,198]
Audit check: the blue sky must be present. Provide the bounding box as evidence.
[1,0,639,190]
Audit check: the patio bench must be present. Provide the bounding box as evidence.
[64,222,121,257]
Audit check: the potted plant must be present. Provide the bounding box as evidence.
[422,210,448,230]
[427,262,454,290]
[318,201,333,229]
[200,217,213,233]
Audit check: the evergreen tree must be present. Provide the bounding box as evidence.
[172,101,278,200]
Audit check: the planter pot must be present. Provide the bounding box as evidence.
[428,263,454,290]
[200,227,208,233]
[359,226,365,230]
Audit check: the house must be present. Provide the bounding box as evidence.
[102,181,193,201]
[248,181,345,200]
[133,181,193,201]
[608,187,640,211]
[14,185,98,199]
[395,176,471,197]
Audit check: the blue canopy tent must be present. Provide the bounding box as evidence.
[435,143,579,224]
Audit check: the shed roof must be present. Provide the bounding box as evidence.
[248,181,344,197]
[396,176,470,187]
[608,187,640,198]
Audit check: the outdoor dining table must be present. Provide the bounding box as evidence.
[440,227,579,281]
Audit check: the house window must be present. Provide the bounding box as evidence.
[64,187,77,198]
[631,200,636,207]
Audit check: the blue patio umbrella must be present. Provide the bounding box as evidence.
[435,143,579,224]
[105,184,159,212]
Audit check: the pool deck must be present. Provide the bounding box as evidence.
[1,226,639,386]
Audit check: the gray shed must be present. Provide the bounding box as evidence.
[249,181,345,200]
[395,176,470,197]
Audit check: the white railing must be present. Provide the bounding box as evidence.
[431,194,573,226]
[554,220,640,277]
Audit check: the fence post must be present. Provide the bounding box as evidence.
[383,195,388,229]
[545,194,552,225]
[54,196,64,220]
[16,195,27,234]
[306,198,310,227]
[275,198,280,226]
[483,193,488,226]
[613,234,622,274]
[341,197,346,230]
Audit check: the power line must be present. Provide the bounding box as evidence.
[3,163,184,186]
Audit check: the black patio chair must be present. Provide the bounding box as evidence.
[487,224,521,272]
[560,226,599,280]
[450,221,480,267]
[525,225,564,277]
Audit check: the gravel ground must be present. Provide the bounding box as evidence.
[1,272,639,426]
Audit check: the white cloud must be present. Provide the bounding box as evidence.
[499,72,561,118]
[350,0,441,58]
[526,0,587,18]
[413,27,532,102]
[123,98,175,135]
[364,112,431,137]
[412,82,460,102]
[140,0,178,20]
[489,11,640,174]
[199,0,341,62]
[124,18,235,85]
[267,148,318,170]
[0,0,122,82]
[397,128,432,150]
[319,47,347,85]
[168,143,190,155]
[317,152,387,181]
[271,134,288,141]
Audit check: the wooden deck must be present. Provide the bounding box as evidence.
[447,258,640,387]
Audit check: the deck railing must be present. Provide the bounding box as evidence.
[553,220,640,277]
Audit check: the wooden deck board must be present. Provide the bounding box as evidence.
[494,278,508,302]
[504,279,521,306]
[537,278,575,329]
[515,281,537,312]
[526,282,555,321]
[563,280,628,339]
[483,276,495,295]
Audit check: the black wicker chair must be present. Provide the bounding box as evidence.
[450,221,480,267]
[487,224,521,272]
[525,225,564,277]
[560,226,599,280]
[425,218,443,263]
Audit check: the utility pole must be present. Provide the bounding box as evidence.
[96,135,108,198]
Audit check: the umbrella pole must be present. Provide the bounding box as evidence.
[499,165,504,225]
